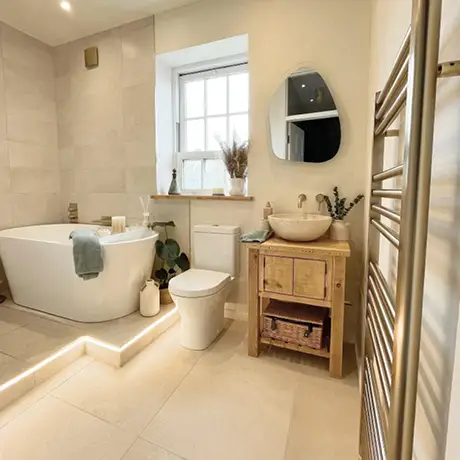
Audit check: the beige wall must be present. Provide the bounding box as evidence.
[366,0,460,457]
[0,23,60,229]
[53,18,156,224]
[153,0,372,336]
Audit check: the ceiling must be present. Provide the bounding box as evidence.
[0,0,204,47]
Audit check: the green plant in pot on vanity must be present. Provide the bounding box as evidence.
[324,186,364,241]
[149,221,190,305]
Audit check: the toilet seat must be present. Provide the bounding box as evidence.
[169,269,231,298]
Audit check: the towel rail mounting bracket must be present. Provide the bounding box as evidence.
[438,60,460,78]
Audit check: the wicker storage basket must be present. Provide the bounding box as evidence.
[262,301,327,350]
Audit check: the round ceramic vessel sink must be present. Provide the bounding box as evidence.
[268,213,332,242]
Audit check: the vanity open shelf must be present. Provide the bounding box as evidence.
[246,237,350,378]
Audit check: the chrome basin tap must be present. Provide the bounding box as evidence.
[297,194,307,209]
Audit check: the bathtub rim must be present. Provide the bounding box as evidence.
[0,224,158,246]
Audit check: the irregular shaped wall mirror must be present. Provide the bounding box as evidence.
[269,68,341,163]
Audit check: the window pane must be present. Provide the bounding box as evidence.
[182,160,202,190]
[185,80,204,118]
[207,116,227,151]
[229,73,249,113]
[186,119,205,151]
[229,114,249,143]
[206,77,227,116]
[203,159,225,189]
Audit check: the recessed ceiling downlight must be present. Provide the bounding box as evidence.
[60,0,72,12]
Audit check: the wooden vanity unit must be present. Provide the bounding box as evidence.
[246,237,350,378]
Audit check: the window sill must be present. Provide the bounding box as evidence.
[150,194,254,202]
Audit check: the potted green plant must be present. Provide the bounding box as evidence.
[219,139,249,196]
[149,221,190,304]
[324,187,364,241]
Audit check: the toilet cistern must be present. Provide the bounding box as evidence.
[297,194,307,209]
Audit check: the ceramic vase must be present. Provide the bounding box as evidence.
[140,279,160,317]
[330,220,350,241]
[230,178,246,196]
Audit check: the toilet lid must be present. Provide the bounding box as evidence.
[169,269,231,298]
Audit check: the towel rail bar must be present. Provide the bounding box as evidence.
[371,205,401,224]
[375,83,407,135]
[376,55,409,121]
[369,262,396,320]
[370,220,400,249]
[372,189,402,199]
[372,164,404,182]
[376,28,411,106]
[368,278,395,343]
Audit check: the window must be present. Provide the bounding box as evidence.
[176,63,249,193]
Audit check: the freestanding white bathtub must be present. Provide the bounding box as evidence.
[0,224,158,322]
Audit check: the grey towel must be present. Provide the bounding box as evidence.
[240,230,273,243]
[69,230,104,280]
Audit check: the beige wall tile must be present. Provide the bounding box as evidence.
[5,91,56,123]
[69,31,122,98]
[12,193,61,227]
[72,91,123,146]
[7,112,57,147]
[0,58,6,143]
[0,141,8,167]
[0,167,11,193]
[59,146,75,170]
[126,167,155,194]
[124,135,155,167]
[74,135,125,170]
[74,169,125,193]
[121,23,155,88]
[9,141,59,169]
[11,168,60,194]
[0,194,14,230]
[55,75,71,103]
[123,84,154,142]
[77,193,128,223]
[2,59,55,102]
[1,23,54,80]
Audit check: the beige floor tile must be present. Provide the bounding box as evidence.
[122,439,185,460]
[0,352,29,384]
[0,305,42,335]
[53,324,203,435]
[284,371,360,460]
[141,321,300,460]
[0,356,93,429]
[0,317,80,364]
[0,395,136,460]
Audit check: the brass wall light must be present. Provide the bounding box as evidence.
[84,47,99,70]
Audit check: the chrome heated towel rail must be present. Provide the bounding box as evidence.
[360,0,460,459]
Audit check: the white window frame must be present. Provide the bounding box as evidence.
[173,57,248,194]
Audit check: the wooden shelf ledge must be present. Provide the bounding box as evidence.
[150,194,254,202]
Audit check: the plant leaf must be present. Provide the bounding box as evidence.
[154,268,168,281]
[176,253,191,271]
[164,239,180,258]
[156,238,180,262]
[151,221,176,229]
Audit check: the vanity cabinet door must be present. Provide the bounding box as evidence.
[293,258,327,300]
[262,256,293,295]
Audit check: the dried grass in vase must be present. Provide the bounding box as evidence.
[219,139,249,179]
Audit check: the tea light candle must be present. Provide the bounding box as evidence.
[112,216,126,234]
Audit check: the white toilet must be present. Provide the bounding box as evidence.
[169,224,240,350]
